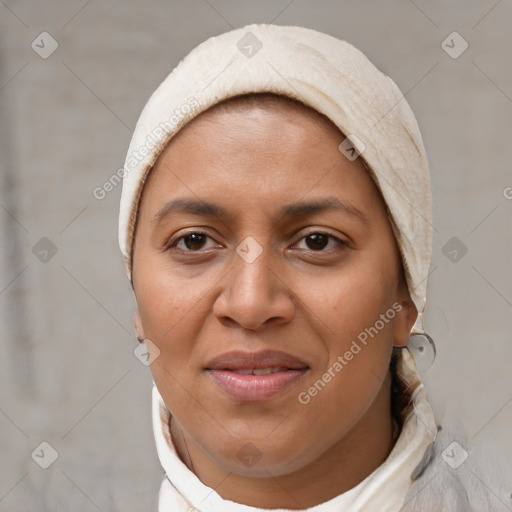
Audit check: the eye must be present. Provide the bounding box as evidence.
[293,231,347,251]
[167,231,219,252]
[166,230,347,254]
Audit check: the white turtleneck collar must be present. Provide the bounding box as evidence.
[151,348,437,512]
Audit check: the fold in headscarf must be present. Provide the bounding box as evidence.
[118,23,433,334]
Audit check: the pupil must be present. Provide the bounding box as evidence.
[185,233,205,250]
[307,233,328,250]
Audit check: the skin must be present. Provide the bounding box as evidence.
[132,94,418,509]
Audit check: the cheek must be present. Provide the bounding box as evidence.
[136,260,205,333]
[317,254,397,343]
[304,254,397,409]
[138,269,210,421]
[135,263,212,381]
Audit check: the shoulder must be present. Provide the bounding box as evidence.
[400,417,512,511]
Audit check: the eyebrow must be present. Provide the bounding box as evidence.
[152,196,368,225]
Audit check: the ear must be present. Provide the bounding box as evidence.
[393,294,418,348]
[134,309,145,342]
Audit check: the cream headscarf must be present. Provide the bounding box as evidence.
[118,23,433,335]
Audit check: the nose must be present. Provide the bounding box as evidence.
[213,240,295,331]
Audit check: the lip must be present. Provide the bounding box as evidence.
[205,350,310,402]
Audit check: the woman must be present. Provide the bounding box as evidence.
[118,23,507,511]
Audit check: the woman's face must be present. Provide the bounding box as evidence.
[132,97,417,478]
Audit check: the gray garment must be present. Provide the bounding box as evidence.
[401,418,511,511]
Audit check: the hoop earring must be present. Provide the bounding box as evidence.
[406,332,436,372]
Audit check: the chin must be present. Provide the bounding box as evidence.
[206,432,320,478]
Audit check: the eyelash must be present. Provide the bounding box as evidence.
[165,230,348,254]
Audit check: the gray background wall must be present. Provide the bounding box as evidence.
[1,1,511,510]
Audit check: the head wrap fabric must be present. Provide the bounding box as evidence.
[118,23,433,334]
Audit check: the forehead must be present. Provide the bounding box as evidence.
[139,94,386,220]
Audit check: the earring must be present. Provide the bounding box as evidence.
[136,336,144,343]
[406,332,436,372]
